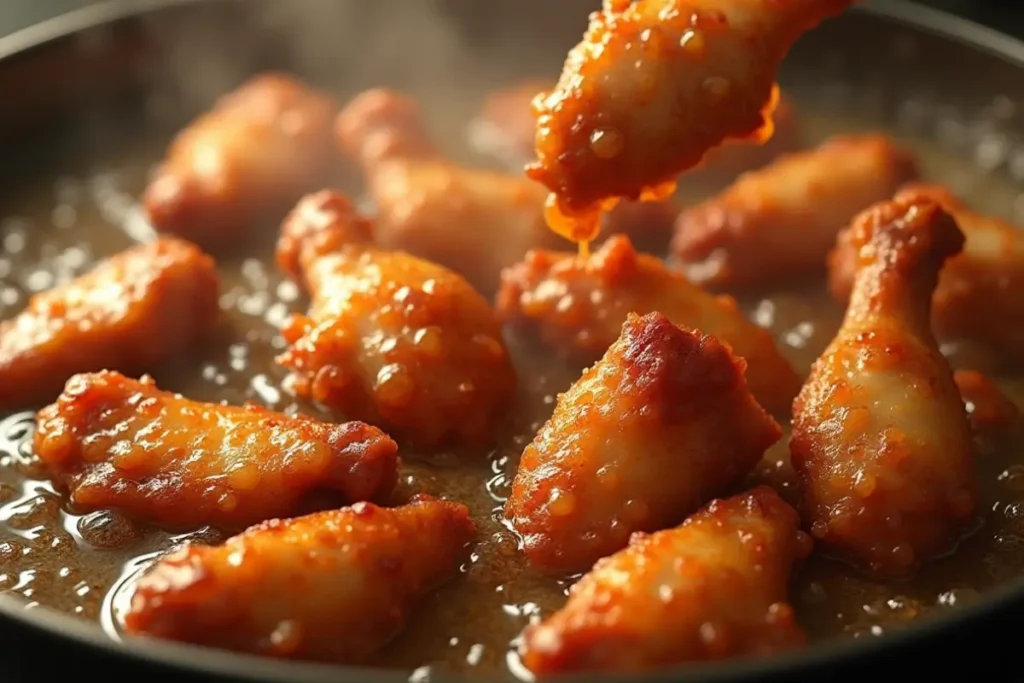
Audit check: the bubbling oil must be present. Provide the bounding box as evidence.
[0,102,1023,682]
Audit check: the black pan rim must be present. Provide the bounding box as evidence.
[0,0,1022,681]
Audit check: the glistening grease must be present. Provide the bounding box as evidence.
[0,105,1024,681]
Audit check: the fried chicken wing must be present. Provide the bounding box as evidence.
[527,0,856,244]
[829,184,1024,356]
[469,80,683,254]
[124,495,474,663]
[335,87,437,168]
[276,190,516,448]
[954,370,1020,436]
[336,88,560,294]
[35,371,399,530]
[144,73,337,251]
[505,312,781,574]
[0,238,219,411]
[496,235,800,416]
[672,135,918,289]
[471,79,800,186]
[791,196,977,577]
[521,486,810,674]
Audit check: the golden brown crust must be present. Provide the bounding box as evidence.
[470,79,685,254]
[335,88,437,167]
[363,157,558,296]
[471,78,800,187]
[144,72,337,251]
[336,87,561,295]
[829,183,1024,355]
[521,486,809,674]
[276,190,375,283]
[496,234,801,415]
[124,496,475,663]
[673,134,918,289]
[791,196,977,577]
[527,0,855,242]
[35,371,399,530]
[275,191,517,448]
[684,94,801,186]
[505,312,781,574]
[0,237,220,411]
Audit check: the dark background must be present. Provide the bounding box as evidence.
[0,0,1024,39]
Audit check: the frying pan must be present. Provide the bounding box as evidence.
[0,0,1023,681]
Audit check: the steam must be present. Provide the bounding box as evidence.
[128,0,581,152]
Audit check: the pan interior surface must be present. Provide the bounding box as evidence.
[0,1,1023,681]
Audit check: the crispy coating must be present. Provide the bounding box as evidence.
[124,495,475,663]
[954,370,1020,435]
[527,0,855,242]
[505,312,782,574]
[337,88,560,295]
[521,486,810,674]
[34,371,399,531]
[672,134,918,289]
[276,190,516,448]
[469,80,682,253]
[791,196,977,577]
[496,234,800,416]
[0,238,219,411]
[361,157,558,296]
[684,94,801,186]
[335,87,437,168]
[471,78,800,186]
[144,73,337,251]
[829,183,1024,355]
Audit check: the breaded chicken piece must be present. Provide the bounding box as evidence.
[527,0,856,243]
[144,72,337,251]
[469,80,684,254]
[505,312,781,574]
[336,88,560,295]
[334,87,437,168]
[124,495,474,663]
[829,184,1024,356]
[276,190,516,448]
[954,370,1020,436]
[0,238,219,411]
[672,135,918,289]
[791,196,977,577]
[496,235,800,416]
[35,371,398,531]
[521,486,810,674]
[471,79,800,187]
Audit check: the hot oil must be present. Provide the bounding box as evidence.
[1,102,1024,681]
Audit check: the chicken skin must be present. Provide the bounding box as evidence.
[496,234,801,416]
[521,486,810,674]
[124,495,475,663]
[527,0,856,244]
[953,370,1020,436]
[471,79,800,187]
[829,184,1024,356]
[505,312,781,575]
[336,87,559,295]
[672,134,918,289]
[0,238,219,411]
[35,371,399,531]
[275,190,516,448]
[144,73,337,251]
[791,196,977,577]
[469,80,684,254]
